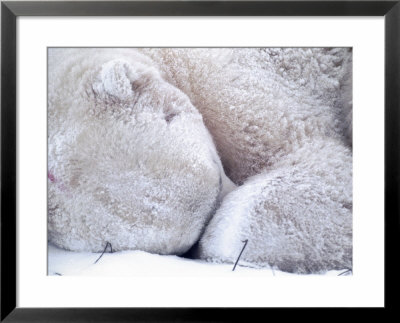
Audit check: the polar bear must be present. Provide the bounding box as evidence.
[48,48,234,254]
[140,48,352,273]
[49,47,352,274]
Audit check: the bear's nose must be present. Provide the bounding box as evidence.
[48,170,56,183]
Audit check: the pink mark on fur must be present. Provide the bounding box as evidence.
[48,170,69,194]
[48,170,56,183]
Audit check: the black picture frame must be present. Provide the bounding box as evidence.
[1,1,399,321]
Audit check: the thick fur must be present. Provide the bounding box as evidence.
[48,48,234,254]
[141,48,353,273]
[48,48,352,273]
[140,48,352,183]
[197,139,352,273]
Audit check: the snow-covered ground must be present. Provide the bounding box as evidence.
[48,243,351,277]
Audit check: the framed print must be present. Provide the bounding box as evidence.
[1,1,399,321]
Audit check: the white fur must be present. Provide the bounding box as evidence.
[48,48,352,273]
[48,48,233,254]
[141,48,352,183]
[141,48,353,273]
[197,139,352,273]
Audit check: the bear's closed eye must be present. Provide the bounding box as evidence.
[165,112,177,123]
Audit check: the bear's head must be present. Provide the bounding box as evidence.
[47,48,235,254]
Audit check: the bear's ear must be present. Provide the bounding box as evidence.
[92,59,142,101]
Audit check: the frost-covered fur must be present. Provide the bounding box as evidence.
[197,139,352,273]
[141,48,352,183]
[48,48,234,254]
[48,48,352,274]
[140,48,352,273]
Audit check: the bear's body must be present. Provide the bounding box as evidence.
[48,48,352,273]
[140,48,352,182]
[140,48,352,273]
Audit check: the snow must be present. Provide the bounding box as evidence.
[48,243,350,277]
